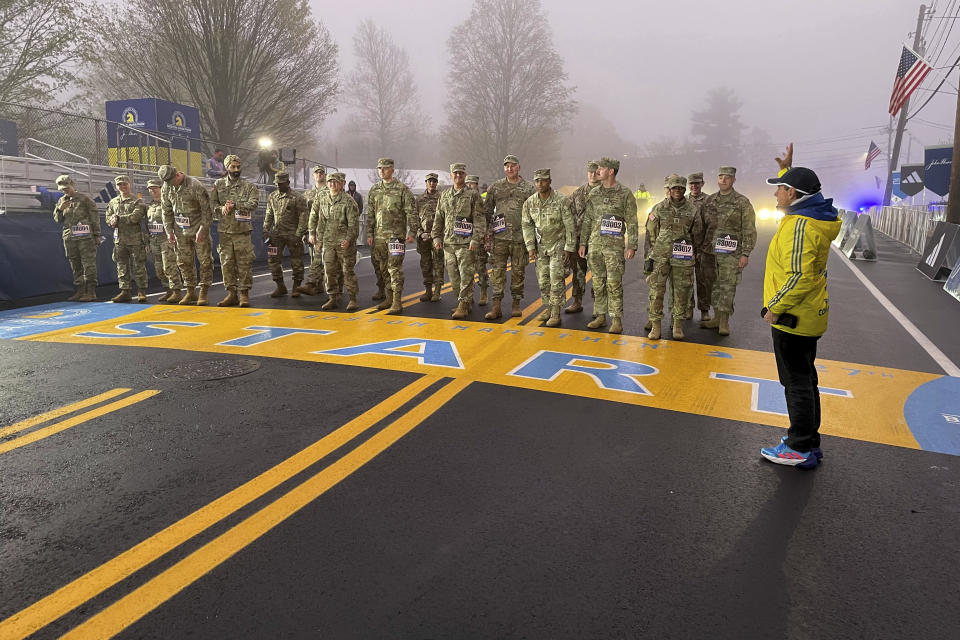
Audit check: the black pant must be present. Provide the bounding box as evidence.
[772,327,821,452]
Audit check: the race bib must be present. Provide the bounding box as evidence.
[672,240,694,260]
[454,217,473,237]
[70,223,91,238]
[715,234,739,254]
[235,211,251,222]
[267,245,278,257]
[492,213,506,234]
[389,238,406,256]
[175,215,190,229]
[600,215,624,237]
[148,222,165,235]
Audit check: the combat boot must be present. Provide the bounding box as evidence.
[346,294,359,311]
[372,286,386,301]
[451,301,469,319]
[78,283,97,302]
[165,288,181,304]
[137,291,147,303]
[217,289,238,307]
[700,309,712,323]
[538,306,551,322]
[587,314,607,330]
[291,281,303,298]
[702,314,721,329]
[386,296,403,315]
[420,284,433,302]
[376,289,393,311]
[644,318,653,331]
[485,298,502,320]
[648,320,662,340]
[609,317,623,334]
[479,287,488,306]
[545,305,561,328]
[238,290,250,308]
[565,297,583,314]
[430,286,441,302]
[67,286,83,301]
[295,282,319,296]
[178,287,197,305]
[718,313,730,336]
[672,319,685,340]
[111,289,132,303]
[196,286,209,306]
[510,297,522,317]
[321,295,340,310]
[270,281,287,297]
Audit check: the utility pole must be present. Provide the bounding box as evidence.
[884,3,926,207]
[949,62,960,222]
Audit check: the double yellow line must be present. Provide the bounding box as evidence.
[1,375,470,639]
[0,388,160,455]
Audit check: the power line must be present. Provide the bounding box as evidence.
[907,51,960,120]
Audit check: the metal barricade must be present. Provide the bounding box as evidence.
[868,205,945,255]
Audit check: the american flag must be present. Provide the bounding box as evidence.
[865,141,882,170]
[889,45,932,116]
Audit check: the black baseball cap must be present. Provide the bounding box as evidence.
[766,167,821,195]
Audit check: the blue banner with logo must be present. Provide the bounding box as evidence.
[924,145,952,197]
[892,172,906,199]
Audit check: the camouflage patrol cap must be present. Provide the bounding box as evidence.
[224,154,242,167]
[55,174,74,187]
[377,158,394,168]
[503,155,519,165]
[147,178,162,188]
[466,175,479,183]
[718,166,737,176]
[114,175,130,185]
[450,163,467,173]
[312,165,327,174]
[586,160,599,171]
[665,173,687,188]
[533,168,551,180]
[598,157,620,171]
[327,172,346,183]
[425,172,439,182]
[687,172,704,184]
[157,165,178,182]
[274,170,290,184]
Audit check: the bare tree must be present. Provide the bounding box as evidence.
[346,19,423,157]
[0,0,98,105]
[690,87,744,156]
[84,0,339,149]
[443,0,577,178]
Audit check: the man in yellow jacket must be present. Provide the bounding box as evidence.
[760,146,841,469]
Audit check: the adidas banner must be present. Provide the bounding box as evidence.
[900,163,925,197]
[917,222,960,281]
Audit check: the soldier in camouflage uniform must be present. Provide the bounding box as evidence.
[466,175,489,305]
[568,160,600,314]
[296,166,329,297]
[483,154,535,320]
[53,174,100,302]
[265,169,308,307]
[145,178,182,303]
[701,166,757,336]
[367,158,417,314]
[432,163,485,319]
[210,154,258,306]
[687,171,716,323]
[579,157,637,334]
[645,174,703,340]
[159,164,214,305]
[522,169,576,328]
[105,175,148,303]
[314,172,360,311]
[415,173,443,302]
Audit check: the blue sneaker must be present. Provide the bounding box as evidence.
[780,436,823,461]
[762,440,820,468]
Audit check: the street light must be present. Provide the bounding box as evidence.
[258,137,273,149]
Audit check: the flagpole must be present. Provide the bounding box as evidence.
[884,3,927,207]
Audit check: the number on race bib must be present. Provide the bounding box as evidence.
[492,213,506,234]
[70,223,91,238]
[600,215,624,237]
[148,222,165,235]
[389,239,405,256]
[235,212,251,222]
[672,240,694,260]
[714,234,739,254]
[267,245,279,257]
[175,215,190,229]
[454,217,473,237]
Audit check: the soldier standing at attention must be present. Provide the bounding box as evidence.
[466,174,489,306]
[432,163,485,319]
[687,171,715,324]
[145,178,182,303]
[265,169,308,306]
[483,154,535,320]
[415,173,443,302]
[701,166,757,336]
[296,166,329,297]
[158,164,214,305]
[105,175,148,303]
[210,154,258,306]
[54,174,100,302]
[567,160,600,314]
[315,172,360,311]
[645,174,703,340]
[578,157,637,334]
[367,158,417,314]
[522,169,576,328]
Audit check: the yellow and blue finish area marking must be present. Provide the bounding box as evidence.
[3,302,960,456]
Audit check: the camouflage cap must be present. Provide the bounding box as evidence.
[425,172,439,182]
[718,166,737,176]
[533,168,551,180]
[687,172,704,184]
[157,165,178,182]
[326,172,346,183]
[598,157,620,171]
[273,170,290,184]
[586,160,599,171]
[146,178,163,188]
[450,163,467,173]
[224,154,242,167]
[55,174,74,186]
[503,154,519,165]
[466,175,479,183]
[114,175,130,185]
[377,158,394,168]
[665,173,687,188]
[312,165,327,174]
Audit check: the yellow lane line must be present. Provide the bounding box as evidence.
[0,388,132,439]
[505,272,578,326]
[0,391,159,456]
[0,375,439,640]
[61,378,471,639]
[360,264,503,314]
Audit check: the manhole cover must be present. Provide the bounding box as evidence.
[155,358,261,381]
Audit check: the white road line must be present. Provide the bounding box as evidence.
[831,245,960,377]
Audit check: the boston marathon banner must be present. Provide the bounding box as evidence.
[924,145,952,197]
[105,99,203,176]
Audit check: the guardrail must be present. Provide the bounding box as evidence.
[867,205,945,255]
